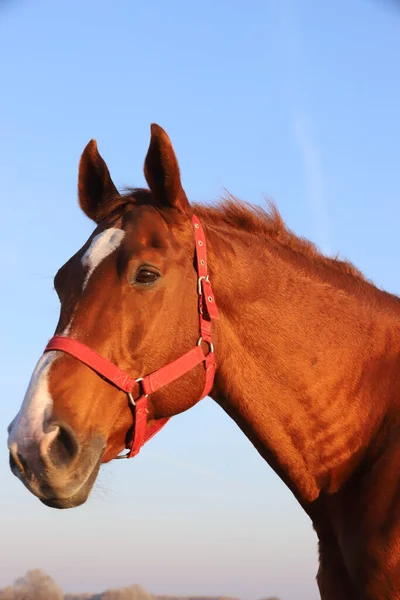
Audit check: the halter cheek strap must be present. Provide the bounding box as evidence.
[44,215,219,459]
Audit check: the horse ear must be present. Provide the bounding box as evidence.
[143,124,191,216]
[78,140,120,222]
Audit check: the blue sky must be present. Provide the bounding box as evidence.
[0,1,399,599]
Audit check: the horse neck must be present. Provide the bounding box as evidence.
[206,221,400,506]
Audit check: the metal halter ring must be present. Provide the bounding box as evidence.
[116,378,149,459]
[115,452,130,459]
[126,377,150,407]
[127,392,135,407]
[197,336,214,354]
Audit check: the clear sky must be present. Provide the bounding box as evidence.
[0,1,399,599]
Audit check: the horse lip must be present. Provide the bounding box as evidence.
[40,495,86,509]
[40,448,104,509]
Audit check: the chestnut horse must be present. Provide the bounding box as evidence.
[7,124,400,599]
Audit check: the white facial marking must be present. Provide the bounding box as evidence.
[8,317,77,458]
[7,351,60,453]
[7,229,125,454]
[81,228,125,290]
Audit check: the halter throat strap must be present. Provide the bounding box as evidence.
[44,215,219,459]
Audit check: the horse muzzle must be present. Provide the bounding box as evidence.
[8,420,105,509]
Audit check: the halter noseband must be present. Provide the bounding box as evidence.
[44,215,219,459]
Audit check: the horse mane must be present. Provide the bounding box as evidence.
[193,192,367,281]
[120,188,400,312]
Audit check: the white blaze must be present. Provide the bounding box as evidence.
[7,351,59,453]
[81,228,125,290]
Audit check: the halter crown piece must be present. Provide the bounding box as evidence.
[44,215,219,459]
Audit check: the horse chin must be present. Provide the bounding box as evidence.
[39,450,103,509]
[41,494,88,509]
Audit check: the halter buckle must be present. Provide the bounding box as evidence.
[197,275,209,295]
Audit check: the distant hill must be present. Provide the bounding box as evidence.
[0,570,281,600]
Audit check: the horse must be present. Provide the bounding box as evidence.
[7,124,400,599]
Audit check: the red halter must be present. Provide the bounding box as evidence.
[44,215,219,459]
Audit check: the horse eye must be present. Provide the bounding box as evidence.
[135,268,160,285]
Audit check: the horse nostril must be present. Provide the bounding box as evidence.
[44,422,80,468]
[7,417,16,435]
[9,444,27,476]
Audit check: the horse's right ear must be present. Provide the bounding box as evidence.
[78,140,120,223]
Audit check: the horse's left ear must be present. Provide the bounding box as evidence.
[78,140,120,223]
[144,124,192,216]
